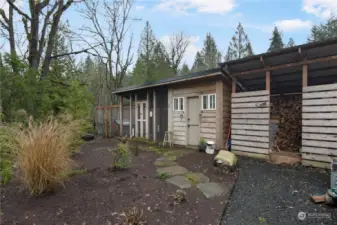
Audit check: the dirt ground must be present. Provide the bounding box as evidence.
[0,138,236,225]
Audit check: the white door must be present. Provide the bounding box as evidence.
[187,97,200,145]
[136,101,147,137]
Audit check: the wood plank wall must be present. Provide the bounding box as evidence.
[171,81,216,146]
[231,90,270,155]
[302,83,337,168]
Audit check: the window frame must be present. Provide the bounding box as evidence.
[201,94,216,110]
[173,97,184,111]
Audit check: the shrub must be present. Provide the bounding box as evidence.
[56,114,93,153]
[0,126,16,184]
[14,117,74,195]
[113,143,132,169]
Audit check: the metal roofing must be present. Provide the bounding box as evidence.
[113,68,222,94]
[219,37,337,68]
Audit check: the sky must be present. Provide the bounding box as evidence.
[1,0,337,68]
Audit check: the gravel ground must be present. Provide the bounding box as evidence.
[221,156,337,225]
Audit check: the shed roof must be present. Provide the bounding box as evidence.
[113,68,223,94]
[219,38,337,94]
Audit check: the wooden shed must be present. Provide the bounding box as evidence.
[220,38,337,169]
[113,68,232,149]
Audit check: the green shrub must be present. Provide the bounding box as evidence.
[0,126,16,185]
[113,143,132,169]
[156,172,169,180]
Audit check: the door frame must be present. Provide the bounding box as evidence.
[135,101,148,137]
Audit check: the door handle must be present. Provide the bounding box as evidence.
[188,118,190,121]
[188,125,190,127]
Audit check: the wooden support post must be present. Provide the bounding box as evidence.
[119,96,123,137]
[109,108,112,137]
[146,91,150,139]
[135,94,138,137]
[105,107,108,137]
[302,64,308,88]
[232,77,237,93]
[266,71,270,91]
[153,90,157,142]
[216,80,224,149]
[129,94,132,137]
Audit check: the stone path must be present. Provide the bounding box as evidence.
[154,149,227,199]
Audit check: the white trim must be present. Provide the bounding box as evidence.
[201,93,216,110]
[173,97,184,111]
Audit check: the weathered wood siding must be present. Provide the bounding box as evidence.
[302,83,337,168]
[231,90,270,155]
[170,81,216,145]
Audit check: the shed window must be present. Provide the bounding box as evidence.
[173,97,184,111]
[202,94,216,110]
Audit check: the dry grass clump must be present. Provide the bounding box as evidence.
[124,207,146,225]
[15,116,77,195]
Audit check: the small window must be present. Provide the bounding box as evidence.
[173,97,184,111]
[202,94,216,110]
[202,95,208,110]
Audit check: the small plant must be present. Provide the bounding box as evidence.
[173,189,187,203]
[198,137,207,152]
[113,143,132,169]
[0,126,16,185]
[68,169,87,177]
[156,172,169,180]
[15,116,75,195]
[124,207,146,225]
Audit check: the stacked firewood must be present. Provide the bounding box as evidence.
[271,95,302,152]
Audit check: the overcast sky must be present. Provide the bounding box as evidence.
[1,0,336,68]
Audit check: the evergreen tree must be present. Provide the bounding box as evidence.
[308,16,337,42]
[225,23,254,61]
[201,33,221,69]
[152,41,172,80]
[287,38,295,48]
[179,63,190,75]
[133,21,157,83]
[192,51,207,72]
[268,27,284,52]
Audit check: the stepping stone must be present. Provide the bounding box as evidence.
[185,173,210,184]
[166,176,191,189]
[156,156,177,161]
[156,166,188,176]
[197,182,228,199]
[155,160,177,167]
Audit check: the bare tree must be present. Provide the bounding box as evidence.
[80,0,134,103]
[0,0,84,79]
[165,32,190,76]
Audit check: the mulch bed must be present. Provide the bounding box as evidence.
[0,139,236,225]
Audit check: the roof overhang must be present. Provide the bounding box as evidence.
[113,68,226,95]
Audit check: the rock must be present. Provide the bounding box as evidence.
[214,150,237,167]
[156,166,188,176]
[185,173,210,184]
[197,182,228,199]
[155,160,178,167]
[166,176,192,189]
[81,133,95,141]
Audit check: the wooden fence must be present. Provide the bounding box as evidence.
[302,83,337,168]
[95,105,133,137]
[231,90,270,158]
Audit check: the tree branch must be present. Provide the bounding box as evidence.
[6,0,31,20]
[49,43,102,59]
